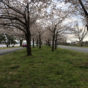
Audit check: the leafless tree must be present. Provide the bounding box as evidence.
[72,23,88,46]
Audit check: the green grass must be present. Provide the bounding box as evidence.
[0,47,88,88]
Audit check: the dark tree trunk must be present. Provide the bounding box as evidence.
[6,42,9,48]
[81,43,83,47]
[52,34,55,52]
[39,33,42,49]
[20,39,23,47]
[6,44,9,48]
[47,40,51,47]
[24,3,32,56]
[79,0,88,30]
[55,37,57,50]
[79,0,88,15]
[25,32,32,56]
[80,41,83,47]
[33,38,35,48]
[36,39,39,47]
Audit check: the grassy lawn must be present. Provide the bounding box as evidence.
[0,47,88,88]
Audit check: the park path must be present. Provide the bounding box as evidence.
[0,47,23,55]
[58,45,88,53]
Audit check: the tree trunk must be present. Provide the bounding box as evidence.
[79,0,88,15]
[80,43,83,47]
[55,32,58,49]
[52,34,55,52]
[25,3,32,56]
[80,41,83,47]
[47,40,51,47]
[25,33,32,56]
[39,34,42,49]
[20,39,23,47]
[36,39,38,47]
[55,40,57,49]
[33,38,35,48]
[55,39,57,49]
[79,0,88,30]
[6,44,9,48]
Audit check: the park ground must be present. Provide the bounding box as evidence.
[0,47,88,88]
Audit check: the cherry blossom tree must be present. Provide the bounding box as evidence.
[0,0,49,55]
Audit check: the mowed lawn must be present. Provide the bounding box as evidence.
[0,47,88,88]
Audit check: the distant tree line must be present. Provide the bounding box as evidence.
[0,34,16,47]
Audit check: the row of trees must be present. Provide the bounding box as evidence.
[0,33,16,47]
[0,0,87,56]
[0,0,45,55]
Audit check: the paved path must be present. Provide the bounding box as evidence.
[0,47,23,55]
[58,45,88,53]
